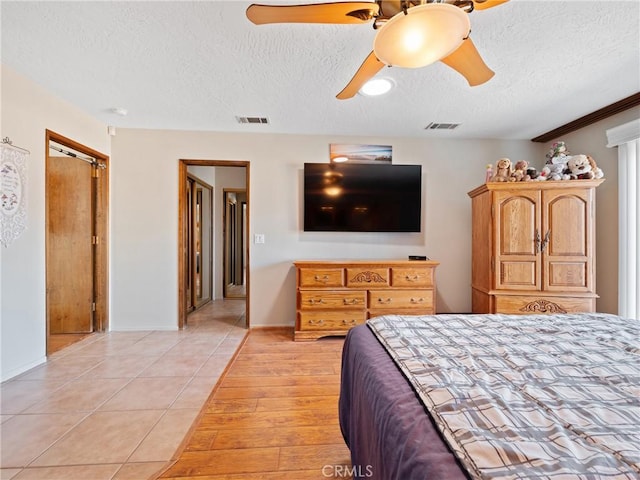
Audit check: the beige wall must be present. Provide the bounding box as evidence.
[1,65,110,381]
[2,61,633,381]
[109,129,542,331]
[108,126,632,332]
[546,107,640,313]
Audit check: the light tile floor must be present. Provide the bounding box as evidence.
[0,299,247,480]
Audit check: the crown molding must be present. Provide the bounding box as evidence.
[531,92,640,143]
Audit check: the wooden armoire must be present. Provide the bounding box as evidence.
[468,179,603,314]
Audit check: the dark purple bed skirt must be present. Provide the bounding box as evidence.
[339,324,469,480]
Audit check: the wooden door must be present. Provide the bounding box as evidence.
[186,178,193,312]
[186,174,213,312]
[493,189,541,291]
[47,155,95,333]
[542,188,593,292]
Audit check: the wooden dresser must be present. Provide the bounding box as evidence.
[468,179,602,314]
[294,259,439,341]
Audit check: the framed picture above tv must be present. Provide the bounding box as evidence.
[329,144,392,164]
[303,162,422,233]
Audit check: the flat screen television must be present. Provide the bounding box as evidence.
[303,162,422,232]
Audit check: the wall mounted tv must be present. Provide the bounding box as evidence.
[303,162,422,232]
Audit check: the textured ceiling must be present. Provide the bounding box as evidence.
[2,0,639,140]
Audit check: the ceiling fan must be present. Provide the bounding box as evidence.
[246,0,509,99]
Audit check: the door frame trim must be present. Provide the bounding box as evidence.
[178,159,250,329]
[45,130,110,344]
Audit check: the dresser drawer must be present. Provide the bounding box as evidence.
[369,289,434,310]
[495,295,595,314]
[346,267,390,287]
[391,267,434,288]
[298,311,366,330]
[299,268,344,288]
[299,290,366,310]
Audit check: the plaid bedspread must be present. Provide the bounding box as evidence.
[367,313,640,479]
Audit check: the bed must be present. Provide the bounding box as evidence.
[339,313,639,480]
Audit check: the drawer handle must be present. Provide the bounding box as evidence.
[405,275,420,282]
[342,319,357,326]
[410,297,425,304]
[309,319,325,326]
[343,298,360,305]
[377,297,392,304]
[314,275,331,283]
[308,298,326,305]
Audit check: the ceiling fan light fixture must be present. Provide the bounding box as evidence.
[359,77,395,96]
[373,3,470,68]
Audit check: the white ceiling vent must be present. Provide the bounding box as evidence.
[424,122,460,130]
[236,116,269,124]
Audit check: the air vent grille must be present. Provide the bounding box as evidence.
[424,122,460,130]
[236,116,269,124]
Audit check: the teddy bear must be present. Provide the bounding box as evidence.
[539,162,569,181]
[565,154,595,179]
[511,160,530,181]
[490,158,513,182]
[587,155,604,179]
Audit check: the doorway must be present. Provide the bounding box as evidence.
[178,160,249,329]
[45,130,109,354]
[223,189,247,298]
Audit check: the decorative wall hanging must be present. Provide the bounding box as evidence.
[329,143,392,164]
[1,137,29,247]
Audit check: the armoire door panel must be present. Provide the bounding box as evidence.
[497,194,539,255]
[494,190,541,290]
[543,189,593,292]
[545,192,589,257]
[500,261,537,288]
[547,262,587,289]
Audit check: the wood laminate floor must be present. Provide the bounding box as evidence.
[158,329,352,480]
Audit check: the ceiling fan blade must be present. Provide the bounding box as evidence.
[440,38,495,86]
[473,0,510,10]
[336,51,386,100]
[246,2,379,25]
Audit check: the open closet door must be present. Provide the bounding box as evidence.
[47,154,95,333]
[46,130,109,340]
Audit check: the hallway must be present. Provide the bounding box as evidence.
[0,299,246,480]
